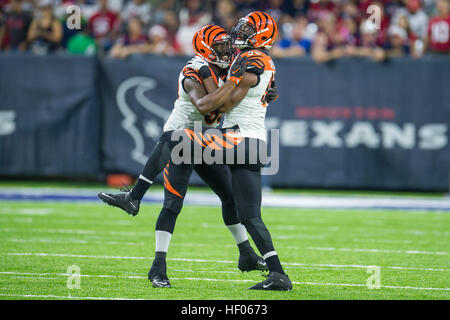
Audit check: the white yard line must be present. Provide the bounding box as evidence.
[0,227,153,236]
[5,252,447,272]
[2,225,448,237]
[0,272,448,292]
[0,293,143,300]
[7,238,146,246]
[305,247,448,256]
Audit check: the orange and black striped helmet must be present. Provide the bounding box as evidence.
[231,11,278,49]
[192,25,233,69]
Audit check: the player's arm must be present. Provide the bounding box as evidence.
[217,72,258,113]
[202,76,219,94]
[185,55,250,115]
[183,78,216,115]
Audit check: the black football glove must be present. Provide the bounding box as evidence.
[263,80,279,104]
[228,55,250,85]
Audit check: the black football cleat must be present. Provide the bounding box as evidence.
[238,253,268,272]
[149,275,171,288]
[148,260,171,288]
[248,272,293,291]
[98,186,140,216]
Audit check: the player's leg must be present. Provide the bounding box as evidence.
[194,163,268,272]
[98,131,173,215]
[130,131,174,200]
[229,164,292,291]
[148,162,193,288]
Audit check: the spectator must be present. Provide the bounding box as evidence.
[27,5,63,55]
[311,29,347,63]
[308,0,336,21]
[271,16,314,57]
[3,0,32,51]
[159,10,183,55]
[392,0,429,39]
[176,0,211,55]
[385,24,410,57]
[355,19,386,61]
[121,0,151,26]
[67,20,96,55]
[234,0,262,16]
[213,0,237,32]
[110,17,148,58]
[88,0,119,53]
[426,0,450,54]
[147,24,175,55]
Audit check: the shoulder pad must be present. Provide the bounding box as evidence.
[182,67,203,84]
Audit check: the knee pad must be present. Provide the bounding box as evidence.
[155,207,179,234]
[163,197,184,215]
[242,218,274,254]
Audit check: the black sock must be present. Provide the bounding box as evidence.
[238,240,255,256]
[154,251,167,261]
[149,251,167,278]
[265,255,285,275]
[130,178,151,201]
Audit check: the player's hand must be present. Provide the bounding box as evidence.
[263,81,279,103]
[228,55,250,85]
[186,56,212,79]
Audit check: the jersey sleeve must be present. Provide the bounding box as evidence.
[182,67,203,84]
[239,51,275,75]
[244,57,265,75]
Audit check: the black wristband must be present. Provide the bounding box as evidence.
[198,65,212,79]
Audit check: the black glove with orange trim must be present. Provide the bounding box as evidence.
[263,80,279,103]
[228,55,250,85]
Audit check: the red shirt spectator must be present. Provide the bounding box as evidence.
[88,0,119,39]
[427,0,450,53]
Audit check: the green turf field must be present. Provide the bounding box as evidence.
[0,200,449,300]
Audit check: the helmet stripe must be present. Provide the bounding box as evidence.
[261,12,269,29]
[206,26,221,44]
[255,11,265,29]
[251,12,261,26]
[247,13,257,26]
[193,32,201,53]
[202,25,214,42]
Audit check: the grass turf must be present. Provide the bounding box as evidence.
[0,200,448,300]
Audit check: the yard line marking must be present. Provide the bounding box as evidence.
[5,253,447,272]
[0,293,143,300]
[0,272,449,292]
[0,227,153,236]
[2,225,448,238]
[0,208,54,215]
[305,247,448,256]
[14,238,448,253]
[291,281,450,291]
[7,238,146,246]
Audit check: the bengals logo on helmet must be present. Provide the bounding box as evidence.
[192,25,233,69]
[231,11,278,49]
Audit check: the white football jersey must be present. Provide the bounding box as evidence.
[163,65,224,132]
[222,50,275,142]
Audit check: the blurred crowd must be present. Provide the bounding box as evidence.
[0,0,448,62]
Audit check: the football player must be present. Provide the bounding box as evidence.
[117,11,292,291]
[99,25,278,287]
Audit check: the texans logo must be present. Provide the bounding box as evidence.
[116,76,171,165]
